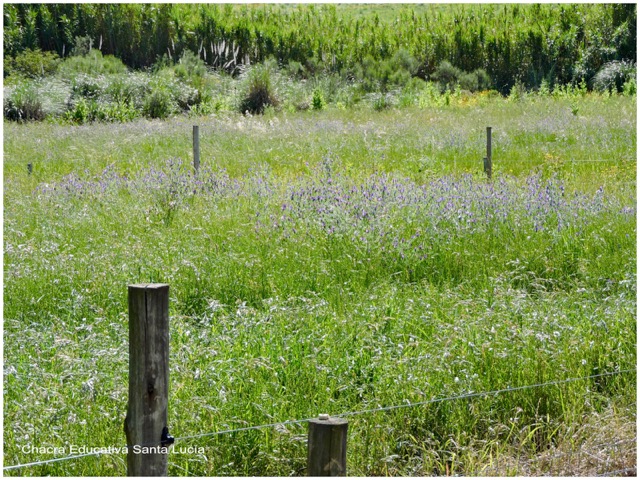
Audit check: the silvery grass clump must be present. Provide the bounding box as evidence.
[4,77,70,121]
[592,60,636,94]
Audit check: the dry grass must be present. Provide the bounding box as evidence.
[474,405,636,476]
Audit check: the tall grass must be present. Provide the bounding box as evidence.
[3,96,636,475]
[4,4,636,93]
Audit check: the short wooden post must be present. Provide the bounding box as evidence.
[193,125,200,174]
[124,284,171,476]
[27,163,32,175]
[307,415,348,476]
[485,126,492,179]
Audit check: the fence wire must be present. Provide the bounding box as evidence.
[3,368,635,473]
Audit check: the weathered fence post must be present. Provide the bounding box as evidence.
[307,415,348,476]
[193,125,200,174]
[484,126,492,179]
[124,284,172,476]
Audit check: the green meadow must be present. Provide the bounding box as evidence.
[3,93,636,475]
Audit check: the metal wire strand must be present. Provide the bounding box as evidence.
[2,452,100,472]
[3,368,635,471]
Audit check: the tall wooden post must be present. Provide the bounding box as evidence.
[485,126,492,179]
[125,284,171,476]
[193,125,200,174]
[307,415,348,476]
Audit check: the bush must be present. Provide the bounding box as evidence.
[508,80,528,101]
[104,73,149,108]
[458,72,479,92]
[4,78,68,121]
[390,48,419,75]
[71,35,93,57]
[457,68,492,92]
[286,60,306,79]
[172,81,205,111]
[417,81,446,108]
[538,78,551,96]
[311,88,326,110]
[592,61,636,93]
[189,97,230,116]
[239,65,279,114]
[64,98,139,124]
[173,50,208,87]
[64,98,93,124]
[432,61,462,92]
[70,74,107,100]
[3,82,45,121]
[5,48,61,78]
[58,50,128,76]
[622,77,636,96]
[143,87,175,119]
[356,50,418,93]
[473,68,492,91]
[369,92,397,111]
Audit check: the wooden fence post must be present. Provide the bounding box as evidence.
[485,126,492,179]
[124,284,172,476]
[193,125,200,174]
[307,415,348,476]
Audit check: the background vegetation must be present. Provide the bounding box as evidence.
[4,3,637,89]
[3,4,637,124]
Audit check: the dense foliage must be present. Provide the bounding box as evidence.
[4,3,637,93]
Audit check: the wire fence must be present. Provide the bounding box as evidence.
[4,369,636,474]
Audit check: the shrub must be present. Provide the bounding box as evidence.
[358,55,381,92]
[390,48,419,75]
[64,98,92,124]
[58,50,128,76]
[369,92,396,111]
[458,72,479,92]
[143,87,175,119]
[64,97,139,124]
[385,49,418,90]
[3,82,44,121]
[356,51,417,93]
[70,74,107,100]
[189,96,230,116]
[417,81,446,108]
[622,77,636,96]
[239,65,279,114]
[592,60,636,93]
[40,77,72,117]
[508,80,527,101]
[173,50,208,86]
[104,72,149,108]
[101,100,139,122]
[172,81,205,111]
[71,35,93,56]
[286,60,306,79]
[4,78,68,121]
[311,88,327,110]
[432,61,462,92]
[5,48,61,78]
[473,68,492,91]
[538,78,551,96]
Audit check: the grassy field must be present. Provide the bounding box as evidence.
[3,94,636,475]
